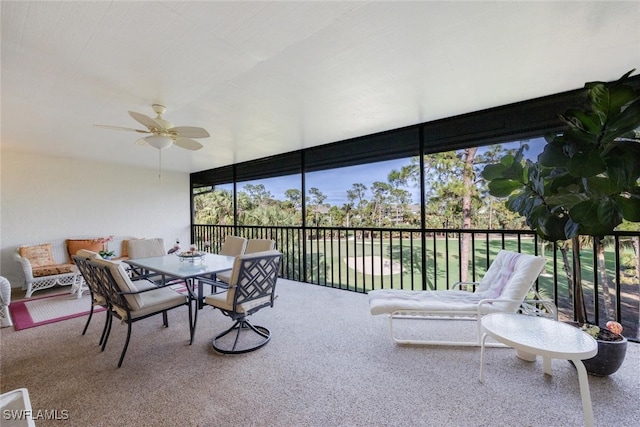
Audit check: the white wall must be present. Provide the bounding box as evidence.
[1,150,193,288]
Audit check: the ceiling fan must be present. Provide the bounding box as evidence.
[95,104,210,151]
[95,104,210,178]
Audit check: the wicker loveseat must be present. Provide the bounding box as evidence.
[14,236,137,298]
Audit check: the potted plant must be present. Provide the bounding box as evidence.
[482,70,640,375]
[98,235,115,260]
[98,249,115,260]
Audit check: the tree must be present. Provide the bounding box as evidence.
[194,188,234,225]
[371,181,392,226]
[393,149,480,280]
[284,189,302,210]
[307,187,327,226]
[483,70,640,327]
[242,184,273,207]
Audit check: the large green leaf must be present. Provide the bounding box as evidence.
[562,218,580,240]
[560,126,598,148]
[604,144,640,188]
[539,213,571,241]
[605,98,640,138]
[481,163,507,180]
[565,108,602,133]
[538,140,569,167]
[548,173,580,193]
[615,193,640,222]
[583,176,618,197]
[567,146,606,177]
[597,198,623,227]
[570,199,600,224]
[487,179,523,197]
[546,193,584,210]
[570,199,622,237]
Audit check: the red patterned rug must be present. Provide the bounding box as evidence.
[8,284,189,331]
[8,292,105,331]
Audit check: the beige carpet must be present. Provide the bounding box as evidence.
[1,279,638,426]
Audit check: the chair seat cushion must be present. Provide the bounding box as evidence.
[113,287,187,320]
[368,289,486,315]
[205,291,271,314]
[215,269,232,284]
[32,264,76,277]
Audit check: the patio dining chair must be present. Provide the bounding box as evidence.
[87,258,192,367]
[216,238,275,284]
[368,250,555,346]
[73,251,110,344]
[204,250,282,354]
[126,238,167,282]
[198,235,248,293]
[218,235,248,256]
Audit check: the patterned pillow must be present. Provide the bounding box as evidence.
[19,243,56,268]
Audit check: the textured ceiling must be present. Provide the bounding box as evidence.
[2,1,639,174]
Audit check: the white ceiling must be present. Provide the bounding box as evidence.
[2,1,639,174]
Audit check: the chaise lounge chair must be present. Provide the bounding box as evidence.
[368,250,555,346]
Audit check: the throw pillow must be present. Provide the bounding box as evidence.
[67,239,103,263]
[19,243,56,267]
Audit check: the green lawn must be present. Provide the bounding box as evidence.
[299,237,619,299]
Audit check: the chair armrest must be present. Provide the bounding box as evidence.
[117,277,188,296]
[118,287,163,296]
[476,298,558,319]
[451,281,480,292]
[197,277,230,291]
[13,252,34,281]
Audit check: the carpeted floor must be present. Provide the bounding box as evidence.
[1,279,638,426]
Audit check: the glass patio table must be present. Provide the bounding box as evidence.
[479,313,598,427]
[125,253,235,310]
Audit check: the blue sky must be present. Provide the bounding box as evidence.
[236,158,415,206]
[235,138,546,206]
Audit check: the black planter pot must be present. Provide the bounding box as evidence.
[566,323,628,376]
[582,335,628,376]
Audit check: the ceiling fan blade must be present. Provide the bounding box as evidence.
[128,111,162,131]
[174,137,203,151]
[170,126,210,138]
[94,124,150,133]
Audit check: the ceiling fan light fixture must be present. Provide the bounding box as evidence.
[145,135,173,150]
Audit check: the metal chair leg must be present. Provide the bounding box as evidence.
[99,310,110,346]
[101,312,113,352]
[212,319,271,355]
[82,305,94,336]
[118,322,133,368]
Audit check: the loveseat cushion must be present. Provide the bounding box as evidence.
[32,264,75,277]
[67,239,103,263]
[19,243,56,268]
